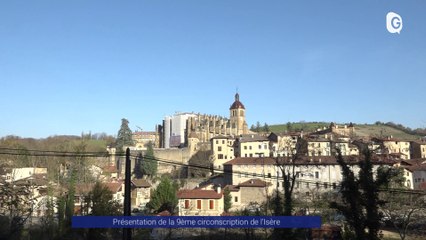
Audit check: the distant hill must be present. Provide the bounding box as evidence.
[354,124,421,140]
[269,122,424,140]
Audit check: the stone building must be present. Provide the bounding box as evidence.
[161,93,249,148]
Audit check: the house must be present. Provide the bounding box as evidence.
[268,132,299,157]
[410,140,426,159]
[223,156,395,195]
[235,134,270,158]
[177,187,224,216]
[311,122,355,137]
[102,165,119,180]
[224,178,272,211]
[304,138,332,157]
[74,181,124,215]
[372,137,411,160]
[211,135,236,171]
[131,179,151,210]
[133,131,159,149]
[333,140,359,156]
[11,174,56,217]
[403,159,426,190]
[105,181,124,204]
[4,167,47,182]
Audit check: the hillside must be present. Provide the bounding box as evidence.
[354,124,421,140]
[269,122,422,140]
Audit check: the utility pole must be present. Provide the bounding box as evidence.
[123,148,131,240]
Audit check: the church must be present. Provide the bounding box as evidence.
[161,93,249,148]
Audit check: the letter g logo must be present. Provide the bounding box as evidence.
[386,12,403,34]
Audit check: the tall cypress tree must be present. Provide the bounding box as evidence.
[330,149,392,240]
[141,142,157,178]
[116,118,133,151]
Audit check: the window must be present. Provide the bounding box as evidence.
[218,146,222,151]
[249,153,253,157]
[249,146,252,150]
[315,172,319,179]
[185,200,190,209]
[222,140,225,144]
[216,140,218,144]
[267,173,271,178]
[234,196,238,202]
[316,182,319,188]
[332,183,337,189]
[306,182,309,188]
[209,200,214,209]
[197,200,202,209]
[218,154,223,159]
[244,146,247,150]
[324,183,328,189]
[259,145,262,149]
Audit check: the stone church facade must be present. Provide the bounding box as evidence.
[186,93,249,144]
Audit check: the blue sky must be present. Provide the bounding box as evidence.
[1,1,425,138]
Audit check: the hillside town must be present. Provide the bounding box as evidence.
[1,93,426,240]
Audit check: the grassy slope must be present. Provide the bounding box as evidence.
[354,124,420,140]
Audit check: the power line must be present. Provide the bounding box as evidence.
[0,149,424,195]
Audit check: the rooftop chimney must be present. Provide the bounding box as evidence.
[216,185,221,193]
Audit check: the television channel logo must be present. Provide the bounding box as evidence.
[386,12,403,34]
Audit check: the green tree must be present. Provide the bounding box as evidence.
[38,186,57,239]
[134,152,143,179]
[255,121,261,132]
[85,182,122,240]
[141,142,157,178]
[224,188,232,213]
[286,122,293,132]
[146,176,178,214]
[116,118,133,151]
[330,149,392,240]
[86,182,121,216]
[0,182,34,239]
[263,123,270,133]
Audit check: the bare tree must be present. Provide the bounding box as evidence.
[272,138,307,239]
[381,190,426,240]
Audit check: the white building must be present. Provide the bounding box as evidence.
[223,156,395,194]
[163,112,196,148]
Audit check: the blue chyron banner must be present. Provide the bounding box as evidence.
[72,216,321,228]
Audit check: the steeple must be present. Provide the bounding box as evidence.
[230,92,245,110]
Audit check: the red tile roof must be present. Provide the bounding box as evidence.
[224,185,239,192]
[177,189,222,199]
[105,182,123,193]
[229,93,245,110]
[157,210,172,216]
[238,179,272,188]
[75,183,95,195]
[224,156,395,166]
[103,165,117,173]
[131,179,151,188]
